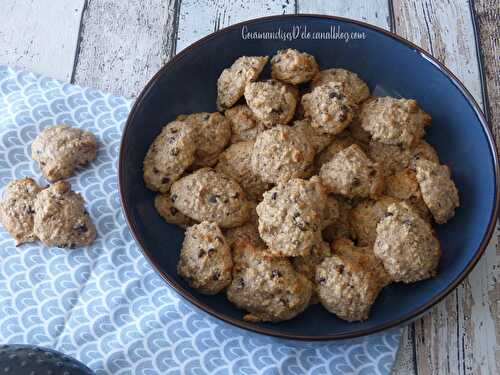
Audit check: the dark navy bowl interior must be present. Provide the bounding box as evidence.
[119,15,498,339]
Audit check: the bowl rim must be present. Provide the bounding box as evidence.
[119,13,500,341]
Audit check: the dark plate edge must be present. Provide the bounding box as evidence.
[118,14,500,341]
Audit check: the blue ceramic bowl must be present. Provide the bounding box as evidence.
[119,15,498,340]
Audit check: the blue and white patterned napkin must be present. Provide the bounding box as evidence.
[0,65,401,375]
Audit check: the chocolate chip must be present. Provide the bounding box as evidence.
[198,249,205,258]
[384,212,393,218]
[40,162,46,166]
[169,207,178,216]
[238,278,245,288]
[170,194,177,202]
[292,212,308,231]
[352,177,360,187]
[170,148,179,156]
[271,270,282,278]
[208,195,219,204]
[279,298,290,308]
[207,248,216,256]
[231,192,239,199]
[317,277,326,285]
[74,223,87,234]
[161,176,170,184]
[170,128,178,134]
[271,192,277,200]
[25,206,35,215]
[271,108,283,114]
[329,91,343,99]
[368,169,377,177]
[153,168,159,174]
[203,114,210,121]
[212,271,220,281]
[335,265,345,274]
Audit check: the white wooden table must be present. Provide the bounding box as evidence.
[1,1,498,373]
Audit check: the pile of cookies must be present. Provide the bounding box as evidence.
[0,125,97,248]
[144,48,460,323]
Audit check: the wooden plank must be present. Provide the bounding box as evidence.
[473,0,500,153]
[392,326,418,374]
[176,0,295,53]
[72,0,180,98]
[0,0,85,81]
[392,1,499,374]
[392,0,482,103]
[472,2,500,369]
[297,0,392,30]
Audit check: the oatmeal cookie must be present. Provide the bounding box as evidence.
[311,68,370,104]
[244,79,298,126]
[271,48,319,84]
[251,125,315,183]
[302,82,356,135]
[360,97,431,148]
[385,169,430,221]
[227,242,312,322]
[350,196,399,246]
[143,120,196,192]
[31,124,97,182]
[155,193,196,228]
[225,105,265,143]
[256,177,327,257]
[178,112,231,167]
[33,181,96,248]
[316,252,383,321]
[215,141,271,201]
[374,202,441,283]
[177,221,232,294]
[332,238,392,287]
[415,159,459,224]
[217,56,268,110]
[319,144,384,198]
[170,168,252,228]
[0,177,42,245]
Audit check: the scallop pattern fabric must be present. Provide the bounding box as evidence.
[0,65,401,375]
